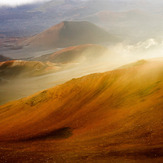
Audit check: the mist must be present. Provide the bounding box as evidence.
[1,38,163,105]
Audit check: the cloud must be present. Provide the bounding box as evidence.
[0,0,50,7]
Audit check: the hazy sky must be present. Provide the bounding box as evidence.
[0,0,50,6]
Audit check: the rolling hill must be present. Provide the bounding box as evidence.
[0,59,163,162]
[20,21,117,50]
[0,44,109,80]
[33,44,108,63]
[0,60,58,79]
[0,44,111,106]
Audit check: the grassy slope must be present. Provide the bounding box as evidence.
[0,59,163,162]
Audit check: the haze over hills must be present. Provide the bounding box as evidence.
[1,40,163,106]
[0,44,112,105]
[0,1,163,162]
[20,21,116,50]
[32,44,108,63]
[0,44,108,82]
[0,21,116,59]
[81,9,163,41]
[0,0,163,41]
[0,59,163,162]
[1,0,163,60]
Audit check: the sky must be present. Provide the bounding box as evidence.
[0,0,50,7]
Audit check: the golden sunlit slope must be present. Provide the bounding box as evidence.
[0,60,58,79]
[33,44,108,63]
[0,59,163,162]
[21,21,117,49]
